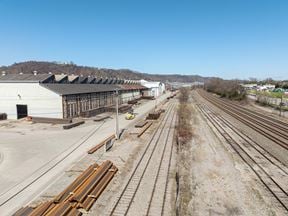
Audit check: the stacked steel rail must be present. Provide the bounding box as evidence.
[0,120,106,210]
[197,90,288,151]
[108,102,176,216]
[197,103,288,212]
[14,160,118,216]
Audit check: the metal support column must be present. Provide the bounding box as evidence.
[115,89,120,139]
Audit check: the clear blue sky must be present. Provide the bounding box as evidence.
[0,0,287,80]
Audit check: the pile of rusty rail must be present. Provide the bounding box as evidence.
[128,98,140,105]
[31,117,72,124]
[93,115,110,122]
[135,120,148,128]
[88,134,115,154]
[63,121,85,130]
[106,104,133,113]
[118,104,133,113]
[146,109,164,120]
[167,94,176,100]
[141,96,155,100]
[137,122,153,137]
[14,160,118,216]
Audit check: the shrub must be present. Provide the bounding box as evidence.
[177,88,192,143]
[205,78,246,100]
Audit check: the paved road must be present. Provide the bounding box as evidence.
[0,93,169,215]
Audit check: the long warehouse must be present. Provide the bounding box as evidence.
[0,73,165,119]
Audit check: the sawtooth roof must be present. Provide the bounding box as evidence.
[41,84,120,95]
[0,74,54,83]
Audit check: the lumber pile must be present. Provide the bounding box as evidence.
[13,161,118,216]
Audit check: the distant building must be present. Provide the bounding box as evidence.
[241,83,258,90]
[241,83,275,92]
[139,80,165,97]
[259,84,275,91]
[0,73,148,119]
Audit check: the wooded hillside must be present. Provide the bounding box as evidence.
[0,61,208,82]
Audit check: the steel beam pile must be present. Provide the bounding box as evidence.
[127,97,140,104]
[146,109,164,120]
[141,96,155,100]
[14,160,118,216]
[87,134,115,154]
[137,122,153,137]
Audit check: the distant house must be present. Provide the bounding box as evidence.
[257,84,275,91]
[241,83,258,90]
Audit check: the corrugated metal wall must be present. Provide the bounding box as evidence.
[0,83,62,119]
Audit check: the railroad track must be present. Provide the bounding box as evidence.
[108,102,176,216]
[197,103,288,212]
[197,90,288,151]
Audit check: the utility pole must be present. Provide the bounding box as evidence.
[115,89,120,139]
[155,96,157,111]
[279,94,283,117]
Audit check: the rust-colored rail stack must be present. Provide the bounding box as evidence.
[14,160,118,216]
[87,134,115,154]
[137,122,153,137]
[128,98,140,104]
[141,96,155,100]
[146,109,164,120]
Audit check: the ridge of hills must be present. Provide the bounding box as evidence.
[0,61,209,83]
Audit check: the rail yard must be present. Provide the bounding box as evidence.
[1,1,288,215]
[188,89,288,215]
[0,87,288,216]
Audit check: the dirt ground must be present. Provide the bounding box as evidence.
[178,100,282,216]
[0,94,171,216]
[9,99,176,216]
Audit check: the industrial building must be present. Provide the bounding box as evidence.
[140,79,165,97]
[0,73,157,119]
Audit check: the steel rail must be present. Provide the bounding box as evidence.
[198,91,288,150]
[160,114,177,216]
[197,104,288,212]
[109,102,175,216]
[200,91,288,140]
[205,105,288,176]
[145,104,176,216]
[219,94,288,130]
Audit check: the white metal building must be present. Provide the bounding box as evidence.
[140,79,165,97]
[0,74,62,119]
